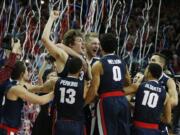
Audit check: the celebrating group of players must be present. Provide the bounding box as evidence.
[0,10,179,135]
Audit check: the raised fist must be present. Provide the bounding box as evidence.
[50,10,60,20]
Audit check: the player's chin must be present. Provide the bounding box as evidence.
[91,51,98,57]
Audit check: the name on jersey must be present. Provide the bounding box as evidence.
[145,84,161,92]
[107,59,121,64]
[60,80,78,87]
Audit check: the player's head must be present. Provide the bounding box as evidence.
[149,53,167,68]
[99,33,118,54]
[133,72,144,83]
[149,49,173,69]
[68,57,83,74]
[84,32,100,58]
[145,63,162,80]
[11,61,28,81]
[63,29,84,54]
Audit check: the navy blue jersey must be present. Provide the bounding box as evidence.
[2,98,23,128]
[1,81,24,128]
[54,76,85,121]
[98,54,126,95]
[0,79,17,120]
[158,72,170,92]
[0,79,12,106]
[134,80,166,124]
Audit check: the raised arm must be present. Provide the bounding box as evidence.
[0,39,21,84]
[56,43,83,60]
[41,10,68,64]
[9,85,54,105]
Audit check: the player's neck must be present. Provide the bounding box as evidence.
[67,73,79,78]
[147,76,157,81]
[87,52,93,61]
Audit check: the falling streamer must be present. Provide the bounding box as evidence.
[0,0,6,20]
[142,23,150,60]
[52,0,60,9]
[105,0,112,33]
[21,11,35,61]
[144,42,153,58]
[119,0,126,55]
[142,0,151,58]
[31,0,42,54]
[17,8,27,33]
[57,0,61,10]
[116,2,122,55]
[105,0,119,33]
[80,0,84,30]
[138,2,148,64]
[128,30,140,71]
[5,0,14,36]
[122,0,133,58]
[84,0,97,34]
[122,34,130,59]
[67,0,70,30]
[11,7,23,36]
[94,0,104,32]
[73,0,77,23]
[154,0,162,52]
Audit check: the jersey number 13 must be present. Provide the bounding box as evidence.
[59,88,76,104]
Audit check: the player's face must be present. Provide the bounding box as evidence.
[71,37,84,54]
[149,55,161,65]
[86,37,100,58]
[133,72,144,83]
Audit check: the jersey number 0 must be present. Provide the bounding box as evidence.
[112,66,122,81]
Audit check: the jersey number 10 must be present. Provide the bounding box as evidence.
[142,90,159,108]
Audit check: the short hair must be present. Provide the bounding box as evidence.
[99,33,118,53]
[152,53,167,65]
[148,63,162,79]
[68,57,82,74]
[84,32,99,44]
[11,61,26,80]
[63,29,82,46]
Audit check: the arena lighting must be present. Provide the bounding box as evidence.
[174,74,180,80]
[25,59,30,64]
[41,0,45,4]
